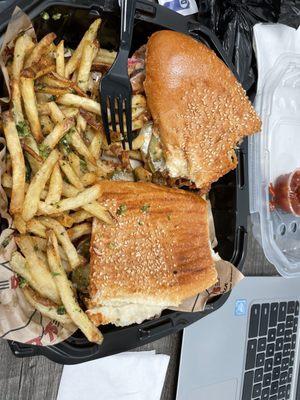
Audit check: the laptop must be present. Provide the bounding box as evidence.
[176,277,300,400]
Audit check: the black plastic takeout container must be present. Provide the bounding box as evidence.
[0,0,249,364]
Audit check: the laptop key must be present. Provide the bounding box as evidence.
[287,301,295,314]
[286,315,294,329]
[245,339,257,370]
[275,337,284,352]
[283,343,291,357]
[293,318,298,333]
[279,371,288,385]
[262,387,270,400]
[263,372,272,387]
[287,368,293,383]
[270,380,279,395]
[254,368,264,383]
[278,385,286,399]
[242,370,253,400]
[273,366,280,380]
[256,352,265,368]
[278,302,287,322]
[266,343,275,358]
[291,334,297,349]
[265,357,273,372]
[269,302,279,327]
[284,329,292,343]
[258,337,267,352]
[289,350,295,366]
[286,384,291,399]
[268,328,276,343]
[281,357,289,371]
[260,304,270,336]
[252,383,262,398]
[295,301,299,316]
[277,323,285,337]
[249,304,261,338]
[274,352,282,366]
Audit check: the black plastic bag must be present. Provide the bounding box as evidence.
[197,0,299,92]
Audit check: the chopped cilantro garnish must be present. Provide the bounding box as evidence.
[141,204,150,213]
[52,13,62,20]
[52,272,61,277]
[19,277,27,288]
[57,305,66,315]
[116,203,127,216]
[16,121,31,138]
[49,95,56,101]
[35,82,46,90]
[40,11,50,20]
[33,245,38,252]
[38,143,51,159]
[59,127,75,154]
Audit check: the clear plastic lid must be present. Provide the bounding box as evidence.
[249,54,300,277]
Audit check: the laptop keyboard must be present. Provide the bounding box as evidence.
[242,301,299,400]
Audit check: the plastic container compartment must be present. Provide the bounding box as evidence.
[0,0,249,364]
[249,54,300,277]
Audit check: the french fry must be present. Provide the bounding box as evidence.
[82,201,113,224]
[15,235,60,303]
[59,159,84,190]
[22,143,43,163]
[45,163,62,205]
[2,113,26,214]
[93,48,116,68]
[22,286,73,325]
[70,129,96,165]
[68,152,81,177]
[76,113,87,133]
[11,80,24,124]
[65,19,101,78]
[25,32,57,68]
[40,115,54,135]
[12,34,34,80]
[26,218,47,237]
[34,64,56,79]
[13,214,27,234]
[46,230,103,344]
[22,149,60,221]
[41,118,74,150]
[56,40,65,77]
[70,209,92,224]
[39,75,71,88]
[77,40,98,92]
[88,129,101,160]
[47,101,65,124]
[1,173,12,188]
[56,213,74,228]
[132,94,147,108]
[20,77,43,142]
[23,135,43,175]
[35,86,71,96]
[40,217,81,269]
[38,184,101,214]
[10,251,41,291]
[31,236,68,261]
[60,106,79,118]
[79,109,102,131]
[67,223,91,241]
[62,181,80,198]
[82,172,98,187]
[57,94,100,115]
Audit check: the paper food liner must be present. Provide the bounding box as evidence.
[0,7,244,346]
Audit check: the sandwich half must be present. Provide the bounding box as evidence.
[143,30,261,192]
[87,181,217,327]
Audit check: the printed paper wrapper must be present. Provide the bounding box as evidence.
[0,7,244,347]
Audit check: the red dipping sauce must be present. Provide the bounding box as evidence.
[273,169,300,216]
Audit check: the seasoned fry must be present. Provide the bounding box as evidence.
[93,48,116,68]
[56,40,65,77]
[76,114,87,133]
[22,149,60,221]
[57,94,100,115]
[13,214,27,234]
[10,251,40,290]
[68,152,81,177]
[31,236,68,261]
[12,34,34,80]
[15,235,60,303]
[82,202,113,224]
[26,218,47,237]
[59,106,79,119]
[38,184,101,214]
[88,130,101,160]
[40,115,54,135]
[62,181,80,198]
[22,286,73,325]
[56,213,74,228]
[24,32,57,68]
[47,101,65,124]
[2,113,26,214]
[77,40,98,92]
[20,77,43,142]
[67,223,92,241]
[65,19,101,78]
[41,118,74,149]
[24,135,43,175]
[46,230,103,343]
[11,80,24,124]
[35,86,71,96]
[79,109,102,131]
[82,172,98,186]
[59,159,84,190]
[70,209,92,224]
[22,143,43,163]
[40,217,81,269]
[70,129,96,165]
[45,163,62,205]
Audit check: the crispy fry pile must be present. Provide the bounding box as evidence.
[1,18,151,344]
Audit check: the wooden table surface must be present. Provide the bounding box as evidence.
[0,219,278,400]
